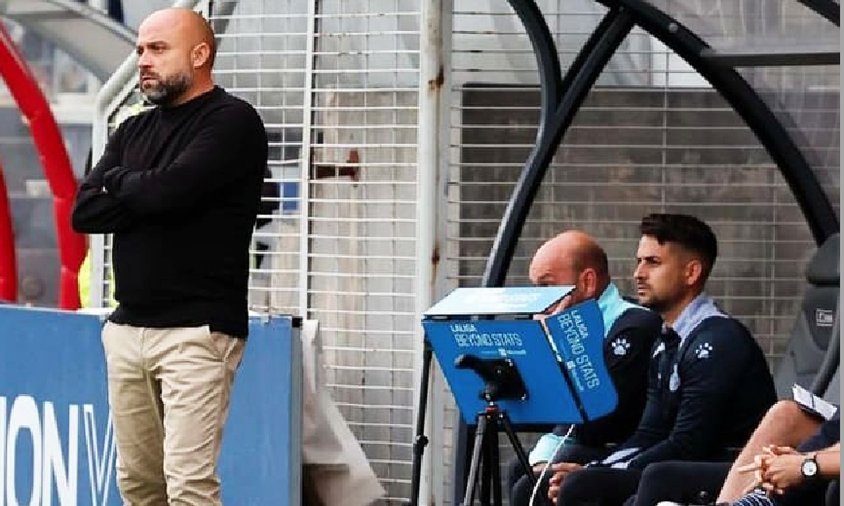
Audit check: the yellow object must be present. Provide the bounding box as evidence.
[77,250,116,308]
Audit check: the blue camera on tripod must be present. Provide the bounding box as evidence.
[410,286,618,506]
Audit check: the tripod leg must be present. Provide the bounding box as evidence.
[490,417,502,506]
[462,414,488,506]
[500,412,554,506]
[409,342,433,506]
[480,423,492,506]
[499,412,535,487]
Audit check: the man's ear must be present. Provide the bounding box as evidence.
[581,268,598,299]
[192,42,211,68]
[685,258,704,287]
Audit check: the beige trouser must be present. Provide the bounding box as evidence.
[102,322,245,506]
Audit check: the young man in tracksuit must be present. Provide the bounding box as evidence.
[508,230,662,506]
[549,214,776,506]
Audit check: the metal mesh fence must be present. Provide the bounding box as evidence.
[212,1,421,502]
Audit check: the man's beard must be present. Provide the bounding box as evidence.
[640,298,669,314]
[637,291,676,316]
[141,72,191,106]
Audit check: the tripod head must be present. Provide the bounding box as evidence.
[454,354,528,403]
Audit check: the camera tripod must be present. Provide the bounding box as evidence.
[463,401,535,506]
[408,347,551,506]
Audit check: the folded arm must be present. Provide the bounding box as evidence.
[71,133,137,233]
[103,105,266,216]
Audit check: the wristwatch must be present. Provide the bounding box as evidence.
[800,453,819,481]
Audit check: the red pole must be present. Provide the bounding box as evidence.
[0,23,85,309]
[0,158,16,303]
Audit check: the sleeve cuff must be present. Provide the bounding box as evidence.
[529,433,564,466]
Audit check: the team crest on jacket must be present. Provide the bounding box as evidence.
[695,342,713,359]
[611,338,631,356]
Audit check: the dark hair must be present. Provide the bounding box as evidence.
[640,213,718,281]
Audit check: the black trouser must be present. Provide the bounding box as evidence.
[629,461,730,506]
[558,462,730,506]
[507,444,609,506]
[557,467,642,506]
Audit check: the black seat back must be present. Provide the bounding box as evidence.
[774,233,839,398]
[814,315,839,399]
[821,366,839,403]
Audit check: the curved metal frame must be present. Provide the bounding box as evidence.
[0,160,15,302]
[596,0,838,245]
[481,6,635,287]
[796,0,840,26]
[0,22,85,309]
[483,0,839,289]
[1,0,136,81]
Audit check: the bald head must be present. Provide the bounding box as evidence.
[141,8,216,65]
[136,8,216,106]
[529,230,610,304]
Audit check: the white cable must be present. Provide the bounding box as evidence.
[528,425,576,506]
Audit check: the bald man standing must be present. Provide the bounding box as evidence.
[72,8,268,505]
[508,231,661,506]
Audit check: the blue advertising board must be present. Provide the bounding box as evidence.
[0,306,300,505]
[544,301,616,420]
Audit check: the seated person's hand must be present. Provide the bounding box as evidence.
[759,446,803,494]
[737,445,802,495]
[546,462,582,503]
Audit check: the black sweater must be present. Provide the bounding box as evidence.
[72,87,268,338]
[618,316,776,469]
